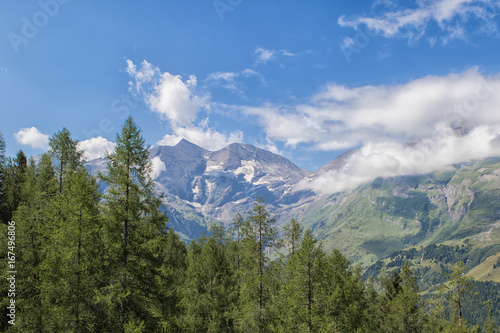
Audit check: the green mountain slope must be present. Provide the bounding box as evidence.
[299,157,500,268]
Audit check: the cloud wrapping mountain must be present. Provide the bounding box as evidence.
[125,59,243,151]
[78,136,116,160]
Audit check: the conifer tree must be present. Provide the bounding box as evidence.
[442,261,477,331]
[180,224,234,332]
[49,127,83,193]
[13,155,58,331]
[154,227,187,331]
[309,248,366,332]
[284,218,303,257]
[3,150,28,224]
[48,166,104,331]
[282,229,322,331]
[377,263,426,333]
[0,132,7,224]
[98,117,170,331]
[238,197,277,332]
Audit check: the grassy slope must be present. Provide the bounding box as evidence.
[305,157,500,280]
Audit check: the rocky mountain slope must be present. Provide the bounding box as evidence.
[87,140,500,273]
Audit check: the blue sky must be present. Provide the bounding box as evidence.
[1,0,500,179]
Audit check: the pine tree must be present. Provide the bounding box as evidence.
[284,218,303,257]
[281,229,322,332]
[13,155,58,331]
[49,127,83,194]
[49,166,104,331]
[3,150,28,224]
[0,132,7,224]
[238,197,277,332]
[154,227,187,331]
[98,117,170,331]
[442,261,477,331]
[180,224,234,332]
[376,263,426,333]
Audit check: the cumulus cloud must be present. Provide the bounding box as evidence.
[126,59,208,126]
[157,121,243,151]
[77,137,116,160]
[297,124,500,194]
[150,156,166,179]
[338,0,499,43]
[126,59,244,151]
[14,127,49,150]
[243,68,500,194]
[247,68,500,150]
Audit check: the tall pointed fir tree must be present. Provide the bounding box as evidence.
[377,263,426,333]
[3,150,28,222]
[281,229,323,332]
[98,117,173,331]
[48,166,105,332]
[441,261,478,332]
[12,154,58,332]
[317,249,366,332]
[39,128,93,331]
[180,224,234,332]
[284,218,303,257]
[238,197,277,332]
[49,127,83,194]
[0,132,7,224]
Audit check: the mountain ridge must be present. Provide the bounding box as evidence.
[86,139,500,274]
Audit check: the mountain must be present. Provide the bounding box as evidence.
[298,159,499,264]
[88,139,313,240]
[87,139,500,274]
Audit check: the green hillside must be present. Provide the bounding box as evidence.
[302,157,500,269]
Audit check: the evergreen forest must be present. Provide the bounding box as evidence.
[0,118,498,332]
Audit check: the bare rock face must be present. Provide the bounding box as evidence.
[86,140,500,265]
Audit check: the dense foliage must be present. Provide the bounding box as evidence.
[0,124,497,332]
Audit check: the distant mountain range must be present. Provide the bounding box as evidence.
[87,139,500,272]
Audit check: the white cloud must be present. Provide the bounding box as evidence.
[338,0,499,43]
[126,59,159,94]
[14,127,49,150]
[126,59,208,126]
[157,121,243,151]
[150,156,166,179]
[253,47,302,66]
[342,37,355,49]
[255,47,275,65]
[297,124,500,194]
[243,68,500,193]
[77,137,116,160]
[207,69,261,93]
[126,59,245,153]
[247,68,500,151]
[148,72,207,126]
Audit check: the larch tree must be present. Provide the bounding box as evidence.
[239,197,277,332]
[180,224,234,332]
[0,132,7,224]
[98,117,170,332]
[442,261,477,331]
[3,150,28,222]
[55,166,104,331]
[284,218,303,257]
[282,228,323,332]
[13,155,58,332]
[49,127,83,194]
